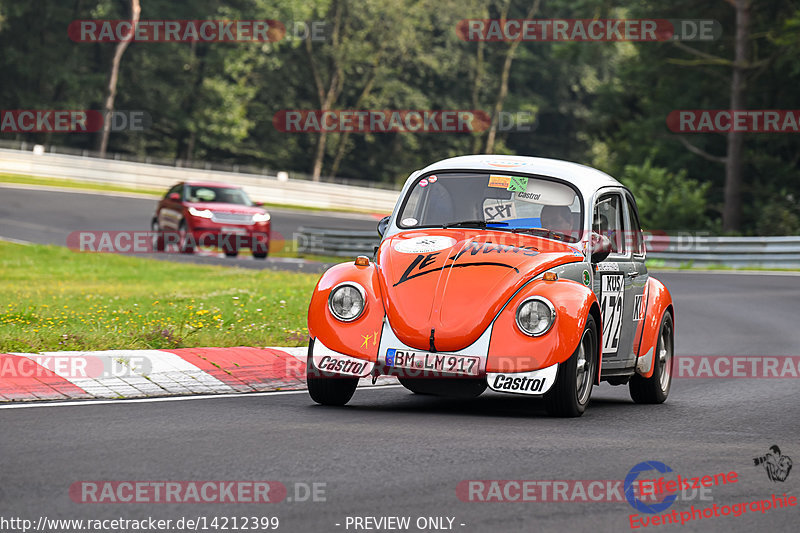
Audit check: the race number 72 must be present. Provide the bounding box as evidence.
[600,274,624,354]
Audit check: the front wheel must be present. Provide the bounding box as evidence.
[307,354,358,406]
[629,312,673,404]
[543,314,597,417]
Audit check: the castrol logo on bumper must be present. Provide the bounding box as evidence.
[487,363,558,395]
[311,340,374,377]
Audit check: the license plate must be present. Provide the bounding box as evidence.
[221,227,247,234]
[386,349,480,376]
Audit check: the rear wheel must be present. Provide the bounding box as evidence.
[629,312,673,404]
[152,219,165,252]
[544,314,597,417]
[178,221,194,254]
[224,249,239,258]
[306,346,358,406]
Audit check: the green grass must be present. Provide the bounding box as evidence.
[0,242,322,352]
[0,172,163,196]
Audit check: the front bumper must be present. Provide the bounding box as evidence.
[308,335,559,396]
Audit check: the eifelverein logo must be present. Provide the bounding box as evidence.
[753,445,793,482]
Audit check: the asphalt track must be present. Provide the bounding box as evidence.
[1,188,799,532]
[0,185,380,272]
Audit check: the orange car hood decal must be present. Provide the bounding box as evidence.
[378,230,583,352]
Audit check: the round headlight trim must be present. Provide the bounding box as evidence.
[328,282,366,322]
[515,296,556,336]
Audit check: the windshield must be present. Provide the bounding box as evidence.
[397,172,583,243]
[185,185,253,206]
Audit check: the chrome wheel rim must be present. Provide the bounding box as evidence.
[658,322,673,391]
[575,329,594,404]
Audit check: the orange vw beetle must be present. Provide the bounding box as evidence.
[306,155,674,416]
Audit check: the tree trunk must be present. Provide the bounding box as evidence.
[484,0,540,154]
[97,0,140,157]
[723,0,750,232]
[307,0,343,181]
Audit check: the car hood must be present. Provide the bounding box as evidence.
[377,229,584,352]
[185,202,266,214]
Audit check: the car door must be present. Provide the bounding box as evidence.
[158,184,184,231]
[592,190,638,370]
[624,193,649,360]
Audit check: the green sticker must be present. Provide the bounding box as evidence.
[507,176,528,192]
[582,270,591,286]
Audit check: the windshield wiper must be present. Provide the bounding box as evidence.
[442,220,508,229]
[512,227,574,242]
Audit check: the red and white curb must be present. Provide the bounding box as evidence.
[0,347,393,402]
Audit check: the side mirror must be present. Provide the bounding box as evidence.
[377,216,391,237]
[253,201,264,207]
[168,192,181,201]
[590,232,613,264]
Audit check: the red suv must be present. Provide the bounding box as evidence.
[152,182,270,258]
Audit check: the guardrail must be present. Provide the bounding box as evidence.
[297,227,800,268]
[0,148,399,212]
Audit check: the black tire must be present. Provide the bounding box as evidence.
[398,377,486,398]
[224,250,239,258]
[306,349,358,406]
[178,221,194,254]
[152,220,165,252]
[252,240,268,259]
[544,314,598,417]
[629,312,673,404]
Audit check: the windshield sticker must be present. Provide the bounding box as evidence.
[419,178,429,187]
[394,235,456,254]
[483,200,516,222]
[428,175,438,183]
[513,180,577,205]
[401,217,419,226]
[507,176,529,192]
[488,175,512,189]
[195,188,216,201]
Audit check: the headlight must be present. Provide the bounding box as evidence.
[515,297,556,336]
[188,207,213,219]
[252,212,271,223]
[328,283,366,322]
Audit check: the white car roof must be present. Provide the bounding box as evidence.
[410,154,624,200]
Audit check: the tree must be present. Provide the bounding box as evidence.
[97,0,140,156]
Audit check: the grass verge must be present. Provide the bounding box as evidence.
[0,242,320,352]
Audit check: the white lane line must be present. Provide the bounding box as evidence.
[0,235,34,245]
[0,384,404,410]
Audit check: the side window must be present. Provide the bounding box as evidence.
[593,193,625,254]
[625,196,645,256]
[165,184,182,199]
